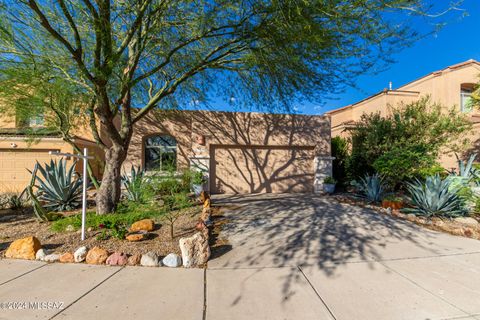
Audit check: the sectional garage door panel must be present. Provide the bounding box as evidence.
[0,149,57,192]
[210,146,314,194]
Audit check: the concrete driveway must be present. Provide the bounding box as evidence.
[1,194,480,320]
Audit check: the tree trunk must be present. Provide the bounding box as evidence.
[96,146,127,214]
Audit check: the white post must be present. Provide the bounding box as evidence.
[81,148,88,241]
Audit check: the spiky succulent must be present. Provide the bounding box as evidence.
[35,159,83,212]
[404,174,467,218]
[121,166,147,202]
[353,173,386,203]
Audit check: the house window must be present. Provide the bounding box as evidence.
[144,135,177,171]
[461,83,474,113]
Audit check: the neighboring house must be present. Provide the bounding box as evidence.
[326,59,480,169]
[0,108,333,194]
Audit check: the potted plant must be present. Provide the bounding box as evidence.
[381,194,403,210]
[191,171,207,196]
[323,176,337,194]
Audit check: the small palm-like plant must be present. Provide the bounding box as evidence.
[35,159,83,212]
[121,166,147,202]
[403,174,467,218]
[353,173,386,203]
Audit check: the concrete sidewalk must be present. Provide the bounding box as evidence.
[1,194,480,320]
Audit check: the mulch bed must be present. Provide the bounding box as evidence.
[0,206,202,258]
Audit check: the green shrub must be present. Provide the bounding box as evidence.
[323,176,337,184]
[347,98,471,187]
[163,192,192,211]
[331,136,349,186]
[403,174,468,218]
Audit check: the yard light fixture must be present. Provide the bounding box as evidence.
[49,148,94,241]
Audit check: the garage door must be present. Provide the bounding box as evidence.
[210,146,314,194]
[0,149,58,192]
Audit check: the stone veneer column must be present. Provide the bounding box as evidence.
[313,156,335,193]
[189,156,210,191]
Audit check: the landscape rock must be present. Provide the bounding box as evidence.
[130,219,155,232]
[454,217,479,228]
[5,236,41,260]
[35,248,48,261]
[65,224,75,232]
[462,227,476,238]
[406,214,417,222]
[74,246,88,263]
[59,252,75,263]
[203,198,211,209]
[86,247,109,265]
[106,252,129,266]
[200,191,210,203]
[162,253,182,267]
[179,230,210,268]
[44,254,61,263]
[432,217,445,228]
[127,254,141,266]
[126,232,147,242]
[200,207,211,224]
[140,252,159,267]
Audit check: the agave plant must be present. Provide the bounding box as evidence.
[35,159,83,212]
[352,173,386,203]
[121,166,147,202]
[403,174,467,218]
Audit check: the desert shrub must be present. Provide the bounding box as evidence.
[163,192,192,211]
[403,174,468,218]
[352,173,387,203]
[347,98,471,187]
[331,136,349,186]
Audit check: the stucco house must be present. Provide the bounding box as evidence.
[0,108,333,194]
[326,59,480,169]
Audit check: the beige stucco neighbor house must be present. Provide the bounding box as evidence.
[0,109,333,194]
[326,59,480,169]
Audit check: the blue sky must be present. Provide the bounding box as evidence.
[304,0,480,115]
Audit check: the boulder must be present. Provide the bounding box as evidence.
[162,253,182,268]
[74,246,88,263]
[140,252,159,267]
[85,247,109,265]
[44,254,61,263]
[5,236,41,260]
[127,254,141,266]
[454,217,479,228]
[130,219,155,232]
[179,230,210,268]
[59,252,75,263]
[106,252,129,266]
[35,248,48,261]
[126,232,147,242]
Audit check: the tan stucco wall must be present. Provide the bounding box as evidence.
[125,110,331,193]
[328,61,480,168]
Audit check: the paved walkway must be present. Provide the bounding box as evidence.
[2,194,480,319]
